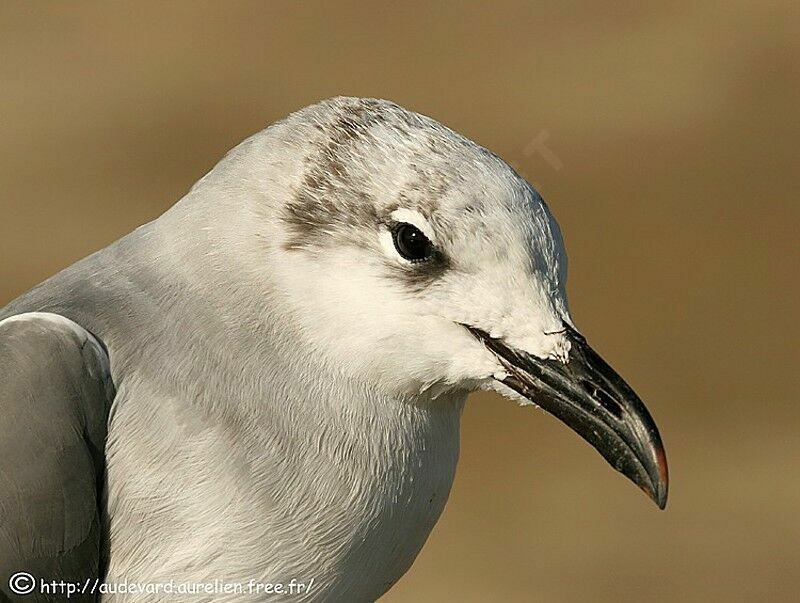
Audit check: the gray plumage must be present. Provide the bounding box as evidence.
[0,96,667,602]
[0,314,112,601]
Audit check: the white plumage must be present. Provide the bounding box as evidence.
[0,97,666,602]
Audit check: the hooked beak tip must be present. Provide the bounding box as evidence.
[639,442,669,509]
[463,321,669,510]
[651,445,669,509]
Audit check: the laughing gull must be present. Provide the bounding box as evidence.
[0,97,667,602]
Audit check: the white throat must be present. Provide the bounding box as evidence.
[101,274,466,601]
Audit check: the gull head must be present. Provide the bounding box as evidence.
[194,97,667,507]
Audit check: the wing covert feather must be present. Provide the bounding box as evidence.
[0,313,114,602]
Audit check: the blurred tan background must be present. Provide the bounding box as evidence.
[1,2,798,601]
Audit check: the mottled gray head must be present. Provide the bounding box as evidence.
[282,97,567,297]
[186,97,667,506]
[193,96,572,394]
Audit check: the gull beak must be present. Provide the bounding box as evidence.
[466,323,668,509]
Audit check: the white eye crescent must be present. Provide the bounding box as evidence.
[388,209,437,244]
[380,208,438,264]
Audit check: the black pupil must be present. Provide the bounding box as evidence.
[393,223,432,261]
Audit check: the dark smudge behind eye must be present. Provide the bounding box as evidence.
[281,98,454,292]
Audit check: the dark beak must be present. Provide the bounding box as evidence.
[466,323,668,509]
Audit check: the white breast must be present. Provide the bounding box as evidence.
[102,368,465,603]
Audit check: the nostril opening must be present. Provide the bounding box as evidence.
[580,379,623,419]
[596,389,624,419]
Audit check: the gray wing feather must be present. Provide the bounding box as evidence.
[0,313,114,602]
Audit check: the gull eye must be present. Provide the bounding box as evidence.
[392,222,433,262]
